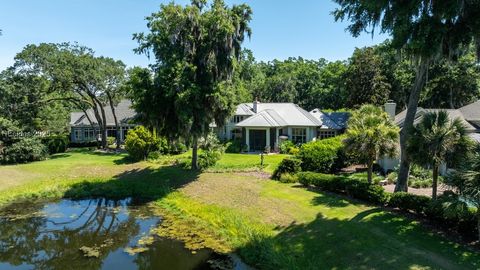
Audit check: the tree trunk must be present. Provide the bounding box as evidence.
[477,208,480,242]
[395,57,430,192]
[107,93,121,150]
[191,136,199,170]
[432,163,439,200]
[367,160,373,184]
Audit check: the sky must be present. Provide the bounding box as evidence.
[0,0,388,70]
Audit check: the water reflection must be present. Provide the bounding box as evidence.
[0,199,218,270]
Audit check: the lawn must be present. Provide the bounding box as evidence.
[0,150,479,269]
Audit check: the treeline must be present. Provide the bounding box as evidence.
[234,41,480,111]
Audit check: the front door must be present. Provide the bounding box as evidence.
[249,130,266,151]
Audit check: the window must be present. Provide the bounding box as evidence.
[84,129,95,140]
[232,115,244,123]
[318,130,336,140]
[292,128,307,144]
[74,129,82,141]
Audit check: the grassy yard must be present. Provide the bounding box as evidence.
[0,150,478,269]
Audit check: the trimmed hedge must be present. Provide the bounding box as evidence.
[296,135,347,173]
[298,172,478,240]
[272,157,302,180]
[388,192,431,215]
[297,172,390,205]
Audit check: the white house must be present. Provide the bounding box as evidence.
[216,100,350,152]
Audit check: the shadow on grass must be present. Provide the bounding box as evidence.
[49,154,72,160]
[64,165,200,204]
[237,209,478,270]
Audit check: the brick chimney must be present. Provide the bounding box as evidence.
[384,100,396,120]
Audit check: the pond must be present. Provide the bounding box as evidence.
[0,198,246,270]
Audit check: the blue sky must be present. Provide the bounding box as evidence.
[0,0,387,70]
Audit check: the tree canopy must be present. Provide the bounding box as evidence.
[132,0,252,169]
[334,0,480,192]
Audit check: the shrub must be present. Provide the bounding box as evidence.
[297,136,345,173]
[42,135,68,154]
[388,192,431,215]
[297,172,389,205]
[272,157,302,180]
[168,141,187,155]
[1,138,48,164]
[147,151,162,160]
[225,140,242,153]
[125,126,161,161]
[198,149,222,169]
[279,173,298,183]
[106,136,116,146]
[344,179,390,205]
[279,140,295,154]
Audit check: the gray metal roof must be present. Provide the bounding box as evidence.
[469,133,480,144]
[70,99,136,127]
[309,109,350,130]
[236,103,322,127]
[459,100,480,121]
[395,107,478,132]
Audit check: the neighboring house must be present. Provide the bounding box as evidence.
[379,100,480,173]
[216,100,350,152]
[70,99,137,143]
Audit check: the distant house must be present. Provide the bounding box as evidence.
[215,100,350,152]
[379,100,480,173]
[70,100,137,143]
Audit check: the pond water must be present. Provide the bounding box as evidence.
[0,198,243,270]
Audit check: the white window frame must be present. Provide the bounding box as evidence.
[291,128,307,144]
[318,130,336,140]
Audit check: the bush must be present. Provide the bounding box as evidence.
[1,138,48,164]
[42,135,68,154]
[388,192,431,215]
[279,140,298,155]
[198,149,222,169]
[279,173,298,183]
[297,172,389,205]
[344,179,390,205]
[272,157,302,180]
[168,141,187,155]
[225,140,243,153]
[107,136,116,146]
[125,126,162,161]
[296,136,345,173]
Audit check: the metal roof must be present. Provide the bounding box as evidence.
[70,99,136,127]
[310,109,350,130]
[236,103,322,128]
[395,107,478,132]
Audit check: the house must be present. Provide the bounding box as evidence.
[70,99,136,143]
[379,100,480,173]
[216,100,350,152]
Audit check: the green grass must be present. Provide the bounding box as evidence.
[209,153,288,173]
[0,150,479,269]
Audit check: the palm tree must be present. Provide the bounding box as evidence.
[444,150,480,241]
[345,105,399,184]
[407,111,470,199]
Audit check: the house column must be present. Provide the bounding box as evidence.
[275,128,279,151]
[266,128,270,151]
[245,128,250,152]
